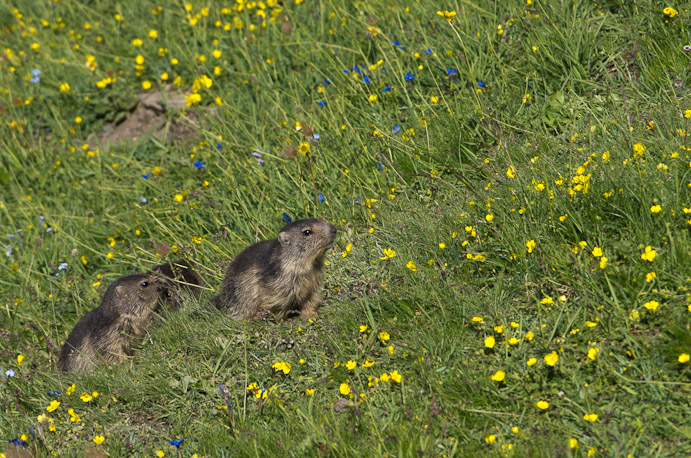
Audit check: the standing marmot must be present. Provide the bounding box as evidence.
[212,219,337,321]
[151,259,207,311]
[57,273,163,373]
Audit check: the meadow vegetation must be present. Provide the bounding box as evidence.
[2,0,691,456]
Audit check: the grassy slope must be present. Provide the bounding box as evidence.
[1,0,691,456]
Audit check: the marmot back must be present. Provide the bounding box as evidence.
[57,273,162,373]
[212,219,337,321]
[152,259,207,311]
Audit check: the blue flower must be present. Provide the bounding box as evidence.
[362,75,371,83]
[46,228,52,233]
[377,162,384,171]
[446,68,457,77]
[477,80,486,88]
[6,369,15,377]
[423,47,432,55]
[323,79,331,85]
[404,72,415,81]
[382,84,391,92]
[343,68,349,74]
[318,193,325,202]
[58,263,68,271]
[139,197,148,204]
[47,390,62,396]
[194,160,206,169]
[392,40,400,46]
[141,173,151,179]
[216,143,222,150]
[38,216,45,223]
[283,213,292,223]
[9,438,27,447]
[317,100,328,107]
[30,69,41,84]
[393,124,401,134]
[252,152,262,158]
[312,133,320,140]
[169,438,183,448]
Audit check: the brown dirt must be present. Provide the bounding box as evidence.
[89,87,213,147]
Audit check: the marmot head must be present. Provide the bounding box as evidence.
[277,219,337,263]
[107,273,164,315]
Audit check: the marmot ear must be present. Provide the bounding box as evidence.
[278,232,290,245]
[114,285,126,297]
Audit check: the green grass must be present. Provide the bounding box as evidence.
[2,0,691,456]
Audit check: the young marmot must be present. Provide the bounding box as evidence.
[57,273,163,373]
[151,259,207,311]
[212,219,337,321]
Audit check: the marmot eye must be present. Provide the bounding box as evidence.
[140,281,150,288]
[303,230,312,236]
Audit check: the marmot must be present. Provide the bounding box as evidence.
[151,259,207,311]
[57,273,163,373]
[212,219,337,321]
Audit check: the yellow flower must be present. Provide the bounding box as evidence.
[435,10,457,20]
[591,247,603,257]
[599,256,608,269]
[46,400,60,412]
[346,360,357,370]
[685,109,691,119]
[508,337,519,346]
[650,204,661,214]
[359,325,368,333]
[506,166,516,178]
[643,300,659,311]
[583,413,599,422]
[362,358,374,368]
[544,351,559,366]
[93,436,105,445]
[66,384,76,395]
[587,348,599,360]
[663,6,678,17]
[148,29,158,39]
[646,272,656,283]
[368,94,378,102]
[679,353,690,363]
[174,194,183,202]
[472,316,483,323]
[379,331,390,342]
[390,370,402,383]
[641,246,657,262]
[406,261,417,272]
[536,400,549,410]
[75,116,83,124]
[570,438,579,450]
[142,80,152,90]
[298,142,310,155]
[526,239,536,253]
[541,296,553,305]
[213,49,222,59]
[485,214,494,222]
[339,383,351,396]
[156,451,165,458]
[59,82,71,92]
[633,143,646,155]
[438,243,446,250]
[430,96,439,104]
[380,373,391,382]
[305,388,314,396]
[490,370,505,382]
[132,38,143,46]
[80,392,93,402]
[17,354,24,365]
[485,336,495,349]
[525,331,534,341]
[272,361,291,375]
[527,358,537,366]
[485,434,496,444]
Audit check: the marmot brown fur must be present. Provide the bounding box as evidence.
[57,273,163,373]
[212,219,337,321]
[151,259,207,311]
